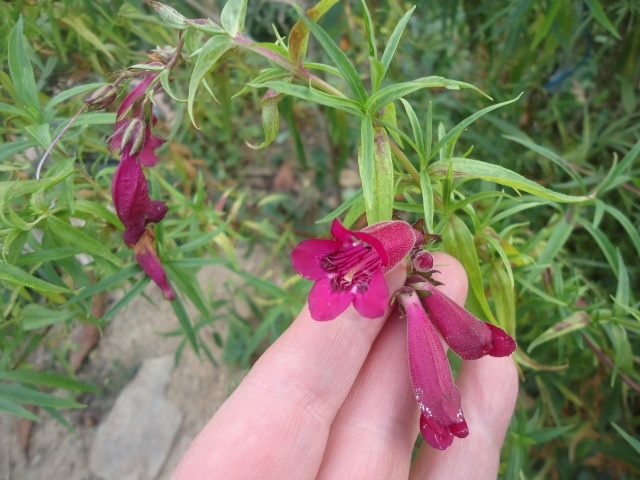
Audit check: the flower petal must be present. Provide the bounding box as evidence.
[362,220,415,272]
[352,269,388,319]
[308,277,353,321]
[410,279,516,360]
[132,230,175,300]
[291,239,341,280]
[396,287,467,450]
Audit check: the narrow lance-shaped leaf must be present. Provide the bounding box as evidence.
[358,120,394,223]
[8,17,40,116]
[188,36,235,128]
[381,7,416,73]
[221,0,248,37]
[294,4,368,105]
[246,88,285,150]
[144,0,188,29]
[288,0,340,69]
[428,158,592,203]
[443,214,496,323]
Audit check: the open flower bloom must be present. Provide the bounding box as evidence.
[407,275,516,360]
[396,286,469,450]
[291,219,415,321]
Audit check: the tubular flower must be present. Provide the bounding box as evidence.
[109,72,172,300]
[396,286,468,450]
[407,275,516,360]
[291,219,415,321]
[132,231,175,301]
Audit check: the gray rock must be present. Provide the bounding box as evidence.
[89,356,182,480]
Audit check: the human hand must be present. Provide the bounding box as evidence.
[173,252,518,479]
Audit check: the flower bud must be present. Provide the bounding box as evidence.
[85,84,118,111]
[152,45,177,64]
[413,250,434,272]
[121,118,146,156]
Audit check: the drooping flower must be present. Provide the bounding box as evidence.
[291,219,415,321]
[407,275,516,360]
[111,145,168,246]
[132,230,175,300]
[395,286,469,450]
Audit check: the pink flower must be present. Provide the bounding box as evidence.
[396,286,469,450]
[132,230,175,300]
[111,147,168,246]
[407,275,516,360]
[291,219,415,321]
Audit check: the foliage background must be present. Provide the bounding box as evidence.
[0,0,639,478]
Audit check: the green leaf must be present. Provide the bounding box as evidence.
[430,94,523,160]
[0,384,85,409]
[601,202,640,259]
[428,158,591,203]
[400,98,424,161]
[60,14,115,61]
[188,36,235,128]
[357,120,394,223]
[25,124,52,151]
[366,77,491,116]
[171,294,200,355]
[0,398,40,421]
[576,218,619,277]
[246,88,285,149]
[252,80,364,116]
[8,17,40,115]
[584,0,621,39]
[443,215,496,322]
[145,0,189,29]
[0,262,71,293]
[44,82,110,113]
[288,0,339,68]
[316,189,363,224]
[419,168,434,232]
[359,0,377,58]
[102,275,151,321]
[0,140,37,162]
[21,305,78,330]
[528,312,589,352]
[612,423,640,455]
[45,216,121,266]
[489,265,516,336]
[381,7,415,73]
[65,265,138,307]
[0,370,99,393]
[295,4,368,105]
[221,0,248,37]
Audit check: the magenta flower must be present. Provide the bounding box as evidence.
[407,275,516,360]
[396,286,468,450]
[111,146,168,246]
[132,230,175,301]
[291,219,415,321]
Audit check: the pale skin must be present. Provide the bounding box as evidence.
[172,252,519,479]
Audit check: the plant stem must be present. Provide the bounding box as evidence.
[389,139,420,185]
[581,333,640,394]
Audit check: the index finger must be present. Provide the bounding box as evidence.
[172,263,407,480]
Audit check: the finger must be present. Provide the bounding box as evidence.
[317,253,468,480]
[172,263,407,480]
[410,352,518,479]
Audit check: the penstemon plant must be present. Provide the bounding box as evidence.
[2,0,639,473]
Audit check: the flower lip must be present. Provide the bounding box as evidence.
[291,219,416,321]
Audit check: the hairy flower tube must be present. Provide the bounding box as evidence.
[290,219,415,321]
[395,286,469,450]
